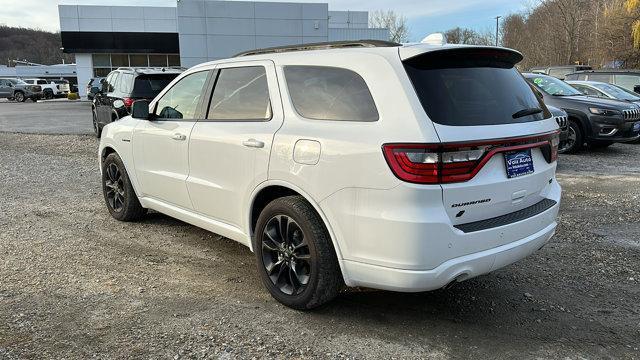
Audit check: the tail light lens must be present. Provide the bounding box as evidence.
[123,97,135,108]
[383,130,560,184]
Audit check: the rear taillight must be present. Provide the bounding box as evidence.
[123,97,135,108]
[383,131,560,184]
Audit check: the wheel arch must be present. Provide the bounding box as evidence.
[247,181,345,271]
[100,145,143,200]
[564,110,590,137]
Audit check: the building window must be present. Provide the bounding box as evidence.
[92,53,181,78]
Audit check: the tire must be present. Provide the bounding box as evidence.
[44,90,54,100]
[92,109,102,138]
[559,120,583,154]
[14,91,25,102]
[589,140,614,149]
[253,196,342,310]
[101,153,147,221]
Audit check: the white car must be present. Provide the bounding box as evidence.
[23,78,70,99]
[98,39,561,309]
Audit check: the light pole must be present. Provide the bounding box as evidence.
[495,16,501,47]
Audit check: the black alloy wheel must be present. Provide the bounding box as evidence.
[261,215,311,295]
[254,196,342,310]
[104,163,125,213]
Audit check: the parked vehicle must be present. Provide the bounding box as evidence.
[0,78,42,102]
[548,105,570,149]
[530,65,592,80]
[99,41,561,309]
[86,77,104,100]
[565,70,640,94]
[23,79,56,99]
[567,80,640,105]
[524,73,640,153]
[92,67,182,137]
[52,79,71,97]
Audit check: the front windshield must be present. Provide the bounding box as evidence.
[528,75,582,96]
[593,83,640,101]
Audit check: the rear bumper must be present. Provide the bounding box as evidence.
[342,220,556,292]
[321,172,561,291]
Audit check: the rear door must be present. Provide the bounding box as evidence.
[0,80,10,97]
[132,70,211,209]
[186,60,283,229]
[402,48,559,226]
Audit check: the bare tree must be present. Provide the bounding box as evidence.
[369,10,409,43]
[443,27,494,46]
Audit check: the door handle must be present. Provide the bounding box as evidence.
[171,133,187,141]
[242,139,265,148]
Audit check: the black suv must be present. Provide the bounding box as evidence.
[92,67,183,137]
[565,70,640,94]
[524,73,640,153]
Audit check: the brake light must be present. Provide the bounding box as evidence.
[383,131,560,184]
[123,97,135,108]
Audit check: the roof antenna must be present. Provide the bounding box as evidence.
[421,33,447,46]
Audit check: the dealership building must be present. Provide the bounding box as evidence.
[58,0,390,98]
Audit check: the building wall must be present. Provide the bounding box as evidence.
[328,28,390,42]
[328,11,369,29]
[59,5,177,33]
[75,54,93,98]
[177,0,330,67]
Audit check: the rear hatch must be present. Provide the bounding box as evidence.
[401,47,559,225]
[131,73,179,100]
[54,80,70,92]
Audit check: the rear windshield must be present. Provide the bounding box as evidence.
[132,74,179,98]
[404,50,549,126]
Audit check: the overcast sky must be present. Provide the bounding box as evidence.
[1,0,529,41]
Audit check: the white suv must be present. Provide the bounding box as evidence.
[98,40,561,309]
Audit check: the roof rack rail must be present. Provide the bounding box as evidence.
[234,39,401,57]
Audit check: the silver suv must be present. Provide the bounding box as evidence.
[0,78,42,102]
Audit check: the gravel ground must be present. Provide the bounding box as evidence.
[0,132,639,359]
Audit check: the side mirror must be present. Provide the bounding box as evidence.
[634,85,640,95]
[132,100,150,120]
[7,83,13,88]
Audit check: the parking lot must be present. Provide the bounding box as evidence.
[0,101,639,358]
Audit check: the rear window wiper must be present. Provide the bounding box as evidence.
[512,107,543,119]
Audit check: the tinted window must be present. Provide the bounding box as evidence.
[154,71,208,120]
[614,74,640,91]
[284,66,378,121]
[207,66,272,121]
[38,80,47,85]
[132,73,180,98]
[405,52,548,126]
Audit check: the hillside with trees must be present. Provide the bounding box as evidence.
[0,25,74,66]
[442,0,640,70]
[500,0,640,69]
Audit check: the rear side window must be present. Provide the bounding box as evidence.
[284,66,379,122]
[117,73,134,93]
[207,66,272,121]
[404,50,548,126]
[132,74,180,98]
